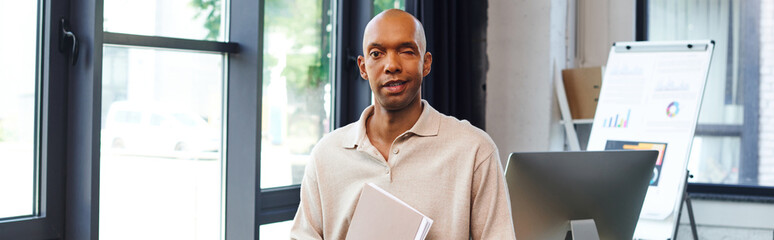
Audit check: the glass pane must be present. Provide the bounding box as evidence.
[260,221,293,239]
[261,0,333,189]
[648,0,743,125]
[0,0,38,219]
[687,136,741,184]
[373,0,405,16]
[100,46,224,239]
[104,0,225,41]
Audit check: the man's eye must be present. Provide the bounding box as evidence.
[403,51,415,55]
[370,51,381,57]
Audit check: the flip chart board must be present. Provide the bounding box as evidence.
[587,40,714,239]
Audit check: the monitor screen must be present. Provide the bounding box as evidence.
[505,150,658,240]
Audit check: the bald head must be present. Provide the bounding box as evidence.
[362,9,427,56]
[356,9,432,112]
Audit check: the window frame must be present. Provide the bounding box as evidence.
[0,0,67,238]
[64,0,245,239]
[99,5,243,240]
[636,0,774,199]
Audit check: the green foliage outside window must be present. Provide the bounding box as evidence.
[265,0,329,94]
[190,0,221,41]
[191,0,329,93]
[373,0,405,16]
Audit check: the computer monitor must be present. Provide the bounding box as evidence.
[505,150,658,240]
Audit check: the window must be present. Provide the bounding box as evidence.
[0,0,39,221]
[641,0,773,193]
[99,0,229,239]
[260,0,334,189]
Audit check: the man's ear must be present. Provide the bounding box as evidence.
[357,55,368,80]
[422,52,432,77]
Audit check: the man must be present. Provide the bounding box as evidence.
[290,9,516,239]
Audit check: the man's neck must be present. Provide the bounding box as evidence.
[366,98,423,160]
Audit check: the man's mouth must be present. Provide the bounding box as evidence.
[386,81,405,87]
[383,80,407,92]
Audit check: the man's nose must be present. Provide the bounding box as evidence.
[384,52,402,74]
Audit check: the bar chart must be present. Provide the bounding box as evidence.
[602,109,631,128]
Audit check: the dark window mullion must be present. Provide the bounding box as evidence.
[226,0,261,238]
[738,0,760,186]
[694,124,743,137]
[257,188,301,225]
[39,0,68,237]
[334,0,373,128]
[0,218,59,239]
[635,0,648,41]
[103,32,238,53]
[688,183,774,200]
[65,0,103,238]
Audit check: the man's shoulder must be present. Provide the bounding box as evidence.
[432,112,502,172]
[437,113,495,145]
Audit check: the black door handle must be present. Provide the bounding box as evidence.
[58,18,79,66]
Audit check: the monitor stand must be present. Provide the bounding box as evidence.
[565,219,601,240]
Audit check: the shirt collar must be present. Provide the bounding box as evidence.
[343,99,441,149]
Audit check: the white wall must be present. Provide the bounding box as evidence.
[575,0,635,67]
[486,0,565,165]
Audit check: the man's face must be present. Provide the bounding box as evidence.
[357,14,432,111]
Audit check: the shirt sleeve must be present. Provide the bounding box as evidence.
[470,148,517,240]
[290,158,324,240]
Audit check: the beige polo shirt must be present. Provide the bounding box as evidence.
[290,100,516,240]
